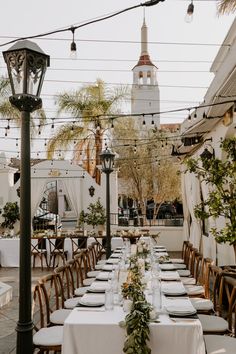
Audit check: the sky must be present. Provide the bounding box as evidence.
[0,0,235,159]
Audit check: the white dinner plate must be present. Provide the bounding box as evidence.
[79,294,105,307]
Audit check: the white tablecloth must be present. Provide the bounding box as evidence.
[0,237,124,267]
[62,305,205,354]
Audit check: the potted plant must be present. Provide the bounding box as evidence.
[1,201,20,236]
[79,198,106,233]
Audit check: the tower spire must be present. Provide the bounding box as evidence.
[141,10,148,55]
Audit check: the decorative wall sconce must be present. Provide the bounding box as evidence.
[200,147,214,160]
[89,185,95,197]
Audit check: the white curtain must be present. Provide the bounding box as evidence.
[184,172,202,249]
[62,178,82,219]
[181,170,190,241]
[31,178,48,221]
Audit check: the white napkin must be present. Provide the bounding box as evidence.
[159,264,176,271]
[162,281,186,295]
[96,272,111,281]
[106,258,120,264]
[165,298,196,314]
[79,293,105,306]
[89,281,109,292]
[160,271,180,281]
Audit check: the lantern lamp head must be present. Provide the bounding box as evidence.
[100,148,115,174]
[89,185,95,197]
[3,40,50,112]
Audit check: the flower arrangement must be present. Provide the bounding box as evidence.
[120,255,153,354]
[136,239,150,258]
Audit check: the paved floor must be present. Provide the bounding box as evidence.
[0,251,181,354]
[0,267,51,354]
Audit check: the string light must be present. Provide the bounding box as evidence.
[51,119,55,129]
[151,114,155,125]
[142,115,146,125]
[188,110,191,121]
[70,27,77,59]
[185,1,194,23]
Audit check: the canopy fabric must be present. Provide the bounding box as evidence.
[184,172,202,249]
[31,178,48,223]
[62,178,82,220]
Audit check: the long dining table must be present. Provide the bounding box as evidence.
[62,242,205,354]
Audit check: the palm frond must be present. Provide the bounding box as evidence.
[217,0,236,14]
[47,124,85,159]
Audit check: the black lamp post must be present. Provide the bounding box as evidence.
[100,148,115,259]
[3,40,49,354]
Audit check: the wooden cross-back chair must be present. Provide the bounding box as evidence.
[32,284,63,353]
[48,236,68,268]
[39,273,71,326]
[31,237,48,270]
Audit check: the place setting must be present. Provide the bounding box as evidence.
[161,281,187,297]
[76,293,105,311]
[164,298,197,319]
[87,281,110,293]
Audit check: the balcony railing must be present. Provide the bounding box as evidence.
[110,213,183,227]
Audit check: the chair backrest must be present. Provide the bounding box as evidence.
[54,265,70,301]
[221,272,236,334]
[183,242,193,266]
[74,251,87,283]
[38,273,63,312]
[31,237,47,252]
[32,284,50,331]
[181,240,189,260]
[54,237,65,250]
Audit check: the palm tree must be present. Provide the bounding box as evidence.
[47,79,128,184]
[217,0,236,14]
[0,77,21,120]
[0,76,47,134]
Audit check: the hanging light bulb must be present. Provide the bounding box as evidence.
[70,27,77,59]
[185,1,194,23]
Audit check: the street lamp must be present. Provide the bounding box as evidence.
[100,148,115,258]
[3,40,49,354]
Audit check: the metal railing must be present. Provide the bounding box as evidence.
[110,213,183,227]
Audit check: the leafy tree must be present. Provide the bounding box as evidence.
[47,79,128,184]
[113,118,181,218]
[185,137,236,257]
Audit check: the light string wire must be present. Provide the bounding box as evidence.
[0,1,166,48]
[0,98,234,123]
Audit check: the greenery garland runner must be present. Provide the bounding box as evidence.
[120,253,153,354]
